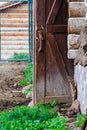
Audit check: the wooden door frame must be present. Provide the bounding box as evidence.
[33,0,72,104]
[33,0,46,104]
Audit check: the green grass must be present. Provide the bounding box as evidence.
[20,63,33,87]
[0,102,68,130]
[8,53,29,62]
[75,114,86,127]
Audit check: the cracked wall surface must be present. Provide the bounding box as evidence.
[68,0,87,114]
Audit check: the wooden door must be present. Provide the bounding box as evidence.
[34,0,74,104]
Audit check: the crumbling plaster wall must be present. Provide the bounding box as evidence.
[74,64,87,113]
[68,0,87,114]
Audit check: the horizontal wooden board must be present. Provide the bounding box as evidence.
[1,24,28,28]
[1,20,28,25]
[1,45,29,50]
[2,9,28,13]
[1,28,28,31]
[68,18,85,34]
[1,13,28,18]
[69,2,86,17]
[68,49,78,59]
[1,50,29,54]
[47,25,67,33]
[1,3,28,11]
[1,36,28,41]
[1,19,28,24]
[1,41,28,45]
[0,3,30,60]
[5,3,28,10]
[45,96,72,103]
[1,32,28,36]
[68,34,80,49]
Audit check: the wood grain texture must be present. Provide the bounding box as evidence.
[1,13,28,18]
[45,96,72,103]
[68,1,86,59]
[68,34,80,49]
[69,2,86,17]
[68,18,86,34]
[34,0,46,104]
[1,3,29,59]
[46,0,62,24]
[34,0,73,104]
[46,34,71,96]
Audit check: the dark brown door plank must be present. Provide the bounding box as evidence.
[47,25,67,33]
[34,0,73,104]
[46,34,71,98]
[34,0,46,104]
[45,96,72,104]
[46,0,62,24]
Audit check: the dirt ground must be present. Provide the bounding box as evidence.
[0,62,80,129]
[0,62,31,111]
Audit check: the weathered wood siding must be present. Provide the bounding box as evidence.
[1,3,29,59]
[68,0,86,59]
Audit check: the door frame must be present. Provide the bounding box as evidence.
[33,0,46,104]
[33,0,72,104]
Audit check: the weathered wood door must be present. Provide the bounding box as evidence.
[34,0,74,104]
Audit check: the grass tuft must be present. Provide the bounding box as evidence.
[0,102,68,130]
[8,53,29,62]
[20,63,33,87]
[75,114,86,127]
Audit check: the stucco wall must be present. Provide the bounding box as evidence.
[74,64,87,114]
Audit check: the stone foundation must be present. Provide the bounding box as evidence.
[74,64,87,114]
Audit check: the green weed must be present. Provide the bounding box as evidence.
[20,63,33,86]
[24,87,33,95]
[0,102,68,130]
[75,114,86,127]
[8,53,29,62]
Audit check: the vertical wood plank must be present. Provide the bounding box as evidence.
[34,0,46,104]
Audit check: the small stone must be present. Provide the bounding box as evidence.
[28,101,34,107]
[22,84,33,94]
[13,83,18,87]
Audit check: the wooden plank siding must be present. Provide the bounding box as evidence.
[0,3,29,60]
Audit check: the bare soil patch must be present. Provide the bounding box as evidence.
[0,62,31,111]
[0,62,80,129]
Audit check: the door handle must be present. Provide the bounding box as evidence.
[37,26,45,53]
[38,31,44,52]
